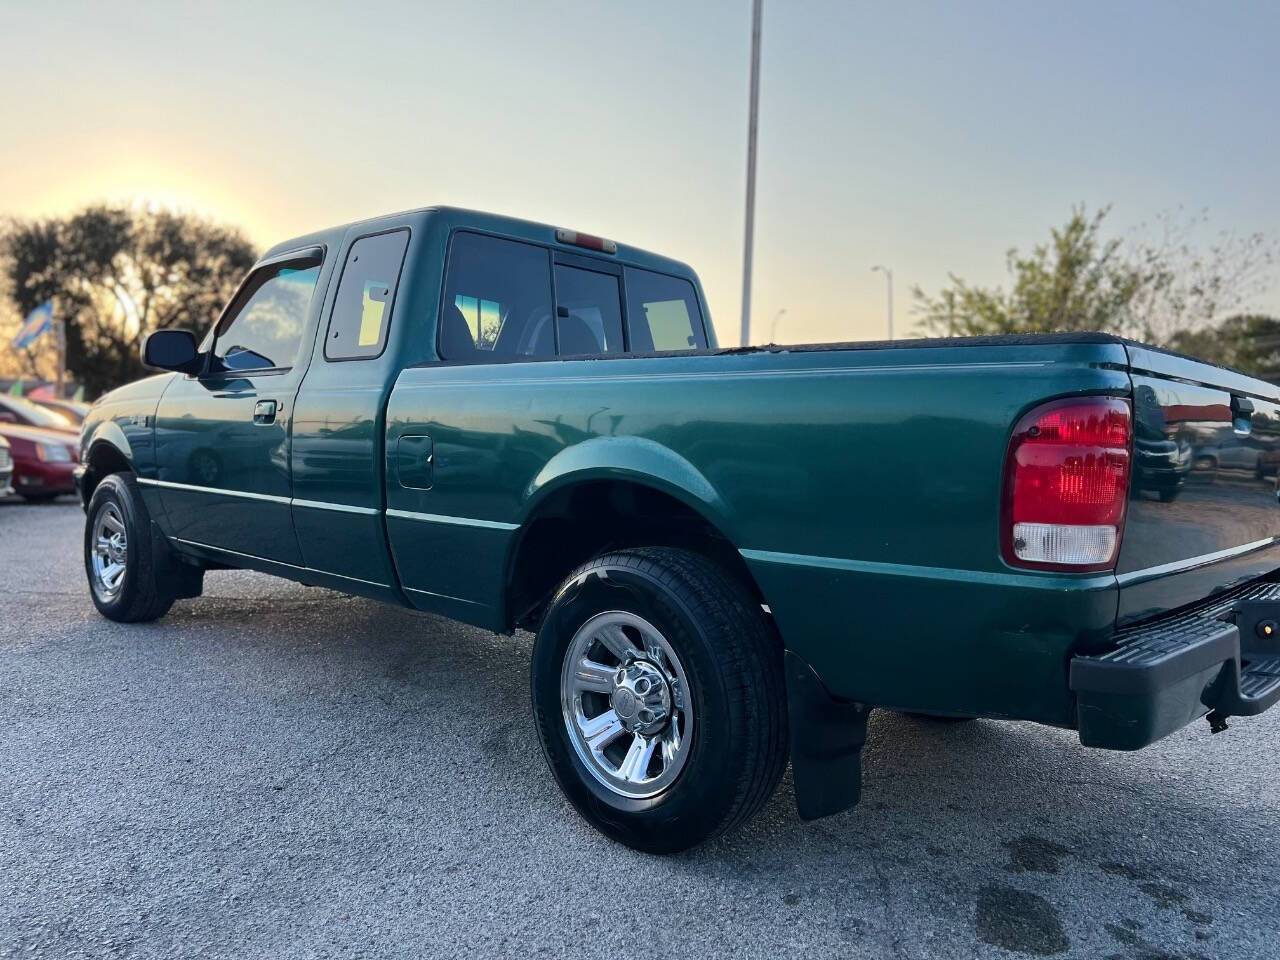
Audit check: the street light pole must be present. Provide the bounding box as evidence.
[740,0,764,347]
[872,265,894,341]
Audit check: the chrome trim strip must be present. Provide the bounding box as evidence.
[403,585,488,607]
[137,477,290,505]
[292,498,379,516]
[168,537,390,589]
[743,536,1280,592]
[385,508,519,531]
[739,548,1117,591]
[1114,537,1280,587]
[139,478,514,531]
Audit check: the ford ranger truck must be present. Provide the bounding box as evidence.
[75,206,1280,853]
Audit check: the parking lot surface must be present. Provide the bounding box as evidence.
[2,499,1277,959]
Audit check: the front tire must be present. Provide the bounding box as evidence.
[84,473,179,623]
[531,548,787,854]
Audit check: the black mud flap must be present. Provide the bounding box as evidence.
[150,521,205,600]
[784,650,871,821]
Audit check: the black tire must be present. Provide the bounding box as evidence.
[1157,487,1179,503]
[84,472,178,623]
[20,491,61,502]
[531,547,787,854]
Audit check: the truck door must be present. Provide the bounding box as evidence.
[151,248,324,566]
[289,228,410,597]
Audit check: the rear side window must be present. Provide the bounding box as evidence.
[212,260,320,373]
[325,230,410,360]
[624,268,706,352]
[440,232,554,360]
[554,265,624,355]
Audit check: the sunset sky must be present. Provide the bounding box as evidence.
[3,0,1277,345]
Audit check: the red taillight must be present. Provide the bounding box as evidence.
[1002,397,1132,571]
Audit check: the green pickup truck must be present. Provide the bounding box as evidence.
[77,206,1280,852]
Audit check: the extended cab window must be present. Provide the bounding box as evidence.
[212,260,320,373]
[553,265,623,355]
[624,268,707,352]
[440,232,554,361]
[325,230,409,360]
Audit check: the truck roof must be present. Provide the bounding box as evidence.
[261,205,699,280]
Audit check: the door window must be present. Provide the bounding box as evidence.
[624,268,707,352]
[212,260,320,373]
[439,232,554,360]
[553,265,624,355]
[325,230,410,360]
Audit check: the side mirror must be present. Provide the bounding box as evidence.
[142,329,202,374]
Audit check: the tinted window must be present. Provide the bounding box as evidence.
[325,230,409,360]
[553,265,624,355]
[439,232,554,360]
[624,268,706,352]
[212,262,320,372]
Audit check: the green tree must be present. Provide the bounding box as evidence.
[2,205,256,397]
[914,207,1147,337]
[914,205,1276,345]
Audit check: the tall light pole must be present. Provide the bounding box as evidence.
[740,0,764,347]
[872,265,894,341]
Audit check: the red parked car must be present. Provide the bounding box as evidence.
[0,396,79,501]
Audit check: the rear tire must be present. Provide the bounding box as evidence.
[84,472,181,623]
[531,548,787,854]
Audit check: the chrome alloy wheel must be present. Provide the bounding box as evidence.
[560,610,694,799]
[90,501,129,602]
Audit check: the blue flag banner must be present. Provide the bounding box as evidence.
[12,301,53,350]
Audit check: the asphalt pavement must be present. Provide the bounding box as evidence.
[1,499,1277,959]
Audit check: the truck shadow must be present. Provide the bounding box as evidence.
[157,585,1276,958]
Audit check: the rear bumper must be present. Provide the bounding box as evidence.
[1071,580,1280,749]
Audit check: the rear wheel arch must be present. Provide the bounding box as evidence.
[504,476,767,633]
[530,545,788,852]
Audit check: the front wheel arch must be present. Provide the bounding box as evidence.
[81,440,133,507]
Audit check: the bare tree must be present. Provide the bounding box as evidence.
[1124,207,1278,344]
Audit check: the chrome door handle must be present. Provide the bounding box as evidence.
[252,400,277,425]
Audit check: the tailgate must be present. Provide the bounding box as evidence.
[1119,343,1280,623]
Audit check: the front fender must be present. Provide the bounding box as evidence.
[81,418,134,467]
[521,435,735,540]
